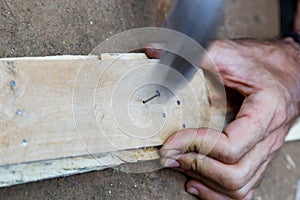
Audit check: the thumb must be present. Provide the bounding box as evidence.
[145,43,167,59]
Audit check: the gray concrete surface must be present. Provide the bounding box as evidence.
[0,0,299,199]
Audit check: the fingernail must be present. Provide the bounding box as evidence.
[162,150,181,157]
[163,158,180,168]
[148,43,165,50]
[187,187,199,196]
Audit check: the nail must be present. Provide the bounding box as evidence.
[142,90,160,104]
[187,187,199,196]
[16,109,23,116]
[10,80,16,90]
[163,158,180,168]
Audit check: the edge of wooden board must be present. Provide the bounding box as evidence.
[0,147,160,187]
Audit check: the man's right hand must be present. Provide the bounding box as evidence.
[146,38,300,199]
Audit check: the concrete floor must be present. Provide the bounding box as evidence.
[0,0,299,199]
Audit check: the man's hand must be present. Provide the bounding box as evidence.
[146,38,300,199]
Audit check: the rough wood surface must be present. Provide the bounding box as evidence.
[0,55,217,166]
[0,54,219,187]
[0,54,299,187]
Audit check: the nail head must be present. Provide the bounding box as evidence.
[22,139,27,146]
[10,80,16,90]
[16,109,23,116]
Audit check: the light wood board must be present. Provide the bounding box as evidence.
[0,54,299,187]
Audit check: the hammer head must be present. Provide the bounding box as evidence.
[159,0,225,91]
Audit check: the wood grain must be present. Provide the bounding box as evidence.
[0,54,299,187]
[0,55,221,165]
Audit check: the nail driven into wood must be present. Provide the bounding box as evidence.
[16,109,23,116]
[142,90,160,104]
[10,80,16,90]
[22,139,27,146]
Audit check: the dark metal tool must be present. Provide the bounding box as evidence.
[159,0,224,91]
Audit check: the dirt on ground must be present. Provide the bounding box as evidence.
[0,0,299,200]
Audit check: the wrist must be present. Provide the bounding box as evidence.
[280,37,300,116]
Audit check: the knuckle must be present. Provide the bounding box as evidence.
[268,47,285,62]
[228,184,255,200]
[215,39,232,46]
[230,189,249,200]
[179,155,202,173]
[222,144,243,164]
[220,169,248,191]
[212,39,225,47]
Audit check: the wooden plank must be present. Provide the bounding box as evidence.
[0,54,299,187]
[0,54,225,187]
[0,54,224,164]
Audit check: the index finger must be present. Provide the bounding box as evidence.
[161,91,278,164]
